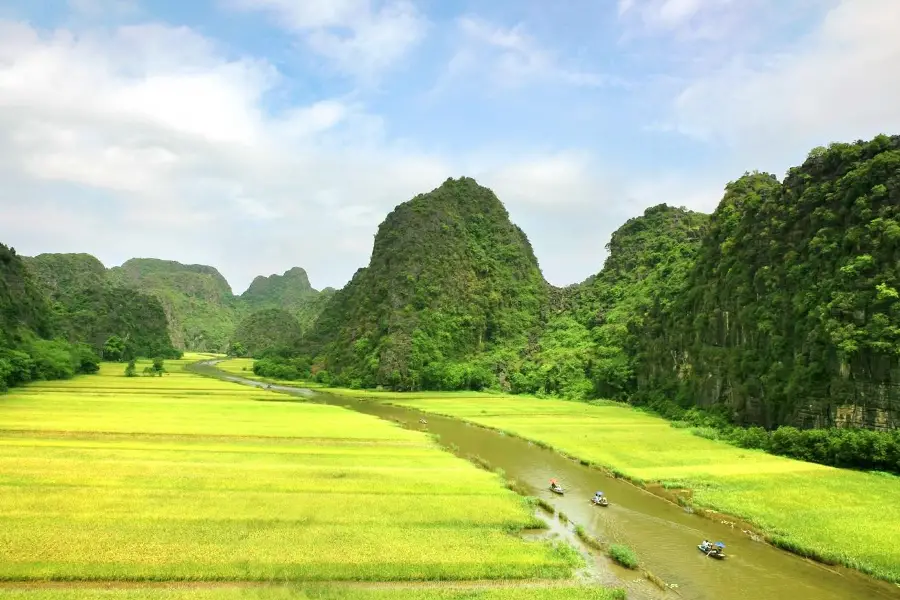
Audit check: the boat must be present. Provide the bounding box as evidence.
[549,480,564,495]
[698,541,726,559]
[591,491,609,506]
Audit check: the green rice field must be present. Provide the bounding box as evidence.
[0,358,617,598]
[322,389,900,583]
[0,585,623,600]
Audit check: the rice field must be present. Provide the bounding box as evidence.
[0,585,624,600]
[0,360,611,597]
[337,392,900,583]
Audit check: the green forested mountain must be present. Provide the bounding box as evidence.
[14,254,328,356]
[242,267,314,306]
[0,245,101,391]
[232,308,304,357]
[272,135,900,438]
[304,177,548,389]
[108,258,239,352]
[85,259,329,353]
[639,135,900,430]
[240,267,336,333]
[9,134,900,437]
[24,254,179,360]
[2,246,53,344]
[506,205,709,400]
[24,253,107,301]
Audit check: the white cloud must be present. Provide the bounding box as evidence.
[669,0,900,167]
[436,16,614,92]
[617,0,752,39]
[225,0,428,80]
[0,16,678,293]
[0,19,448,290]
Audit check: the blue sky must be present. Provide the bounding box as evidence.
[0,0,897,292]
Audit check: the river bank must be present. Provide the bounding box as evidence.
[352,391,899,585]
[196,360,900,600]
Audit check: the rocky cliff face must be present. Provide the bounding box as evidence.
[637,135,900,429]
[304,177,548,389]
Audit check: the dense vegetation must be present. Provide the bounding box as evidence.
[0,245,101,391]
[253,136,900,471]
[240,267,336,333]
[302,177,548,390]
[639,135,900,431]
[104,260,332,353]
[108,258,240,352]
[505,204,708,401]
[231,308,304,358]
[25,253,180,360]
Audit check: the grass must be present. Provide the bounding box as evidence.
[0,584,626,599]
[323,390,900,584]
[607,546,638,570]
[0,362,588,585]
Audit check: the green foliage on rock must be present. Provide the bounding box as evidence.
[640,134,900,430]
[508,205,708,400]
[239,267,335,334]
[0,244,100,391]
[108,258,239,352]
[303,177,548,390]
[1,245,52,345]
[105,260,330,353]
[233,308,304,358]
[25,253,180,360]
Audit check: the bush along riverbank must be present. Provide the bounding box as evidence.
[635,394,900,475]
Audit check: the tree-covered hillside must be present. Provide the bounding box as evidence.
[239,267,335,333]
[507,205,709,400]
[638,135,900,430]
[24,254,179,360]
[304,177,548,389]
[24,253,107,302]
[232,308,304,358]
[108,258,240,352]
[1,244,100,391]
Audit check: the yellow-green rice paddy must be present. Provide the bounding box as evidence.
[0,357,620,598]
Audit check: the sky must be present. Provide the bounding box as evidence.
[1,0,899,293]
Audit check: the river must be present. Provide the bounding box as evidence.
[190,362,900,600]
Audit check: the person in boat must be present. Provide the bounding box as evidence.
[550,479,561,491]
[700,540,710,552]
[593,491,605,503]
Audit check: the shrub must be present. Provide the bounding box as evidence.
[608,544,638,569]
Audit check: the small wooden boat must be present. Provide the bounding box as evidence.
[550,484,564,495]
[698,542,726,559]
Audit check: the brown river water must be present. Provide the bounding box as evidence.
[192,362,900,600]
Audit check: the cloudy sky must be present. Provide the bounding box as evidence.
[1,0,898,293]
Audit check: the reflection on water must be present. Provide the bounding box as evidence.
[194,363,900,600]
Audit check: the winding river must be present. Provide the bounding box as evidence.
[190,361,900,600]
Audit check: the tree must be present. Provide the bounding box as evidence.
[227,341,246,357]
[103,335,126,362]
[150,356,166,377]
[124,359,137,377]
